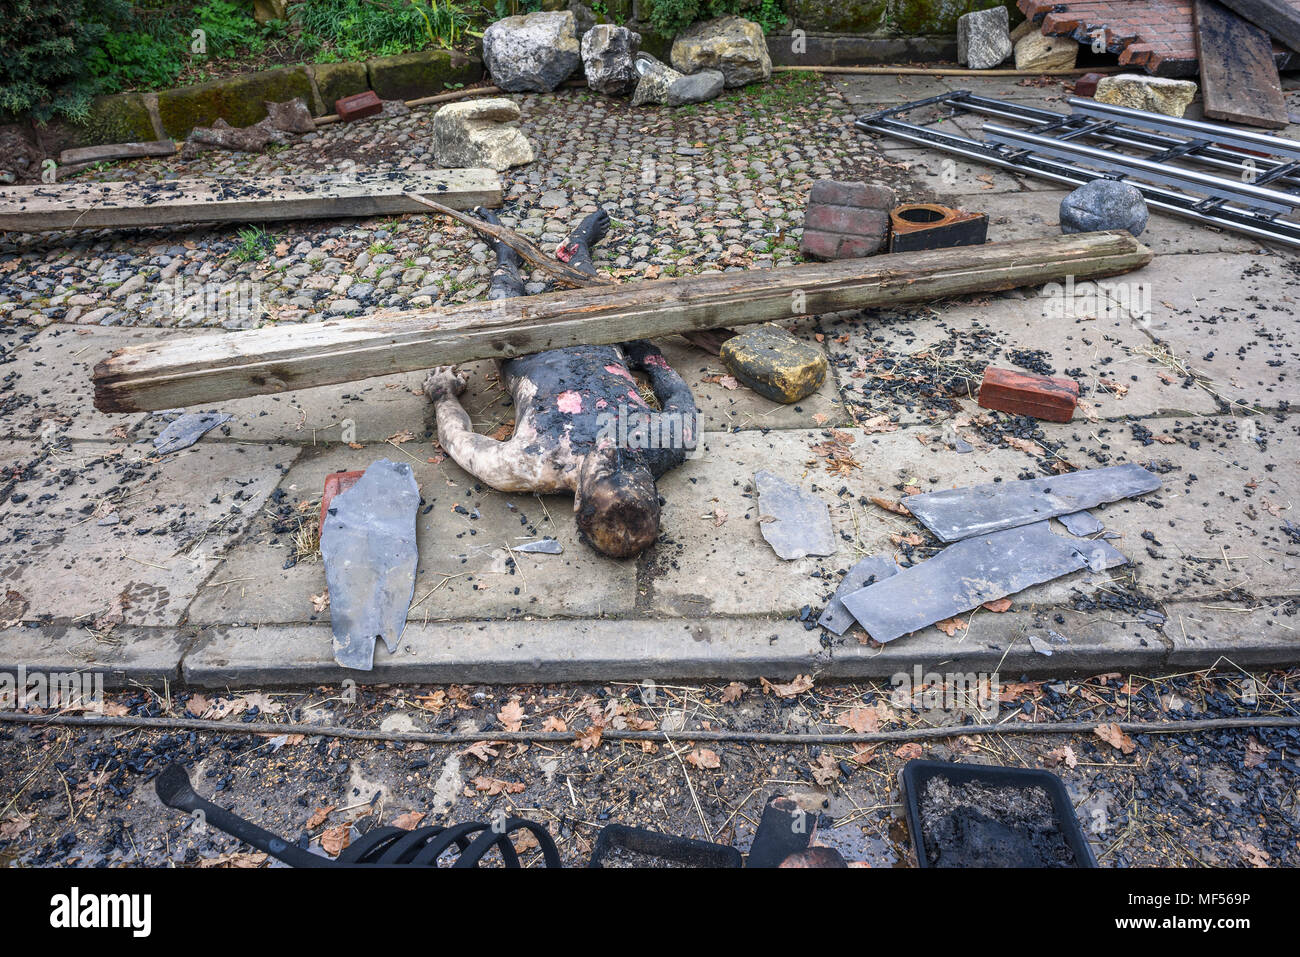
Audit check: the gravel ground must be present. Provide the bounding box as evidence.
[2,666,1296,867]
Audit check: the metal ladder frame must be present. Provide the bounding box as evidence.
[854,91,1300,247]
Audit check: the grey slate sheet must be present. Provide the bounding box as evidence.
[817,554,900,635]
[900,463,1160,542]
[320,459,420,671]
[839,521,1129,643]
[755,470,836,560]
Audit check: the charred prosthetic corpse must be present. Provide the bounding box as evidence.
[423,207,700,559]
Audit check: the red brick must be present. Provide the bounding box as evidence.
[808,179,894,210]
[799,229,843,260]
[319,469,366,534]
[978,367,1079,422]
[1019,0,1197,76]
[805,203,889,237]
[335,91,382,122]
[1074,72,1106,97]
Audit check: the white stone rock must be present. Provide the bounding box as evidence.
[1095,73,1198,117]
[670,15,771,88]
[581,23,641,95]
[482,11,581,93]
[431,98,534,171]
[957,6,1012,70]
[1014,31,1078,71]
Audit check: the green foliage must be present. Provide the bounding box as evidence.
[0,0,130,122]
[648,0,788,36]
[233,226,272,262]
[195,0,270,56]
[291,0,472,58]
[87,31,185,92]
[493,0,543,18]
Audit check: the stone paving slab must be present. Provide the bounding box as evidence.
[182,618,828,686]
[184,441,637,627]
[648,427,1131,620]
[939,188,1260,256]
[0,325,155,441]
[1036,414,1300,603]
[0,439,290,626]
[0,624,188,686]
[820,299,1221,425]
[1164,599,1300,668]
[1128,252,1300,410]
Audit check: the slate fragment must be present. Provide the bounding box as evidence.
[901,464,1160,543]
[1058,510,1104,537]
[514,538,563,554]
[840,522,1129,644]
[320,459,420,671]
[817,553,899,636]
[153,411,232,454]
[755,470,836,560]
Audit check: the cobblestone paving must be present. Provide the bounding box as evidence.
[1,75,902,328]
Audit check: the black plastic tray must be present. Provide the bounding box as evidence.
[901,760,1097,868]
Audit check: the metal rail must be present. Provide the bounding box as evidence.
[854,91,1300,247]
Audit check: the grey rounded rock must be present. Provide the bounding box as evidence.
[667,69,725,106]
[1059,179,1148,237]
[482,11,581,93]
[581,24,641,95]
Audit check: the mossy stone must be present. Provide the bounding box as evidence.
[73,93,158,146]
[788,0,887,33]
[312,62,369,114]
[156,66,314,139]
[886,0,1018,35]
[367,50,483,101]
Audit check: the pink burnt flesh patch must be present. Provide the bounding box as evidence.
[642,354,671,370]
[605,364,636,382]
[557,391,583,414]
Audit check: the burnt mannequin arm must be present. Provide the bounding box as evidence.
[424,367,538,492]
[621,340,695,415]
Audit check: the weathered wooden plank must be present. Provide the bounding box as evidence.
[93,231,1153,413]
[0,170,501,232]
[1219,0,1300,52]
[1195,0,1289,129]
[58,140,177,166]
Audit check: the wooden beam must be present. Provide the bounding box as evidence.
[1219,0,1300,53]
[1195,0,1289,129]
[93,231,1153,413]
[58,140,177,166]
[0,170,501,233]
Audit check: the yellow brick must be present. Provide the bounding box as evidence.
[720,324,828,404]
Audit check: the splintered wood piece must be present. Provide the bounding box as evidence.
[0,170,501,232]
[58,140,177,166]
[400,192,607,289]
[92,231,1153,413]
[1195,0,1289,129]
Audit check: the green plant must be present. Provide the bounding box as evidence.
[494,0,542,18]
[195,0,269,56]
[233,226,272,262]
[0,0,130,122]
[648,0,787,36]
[87,31,185,92]
[292,0,471,58]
